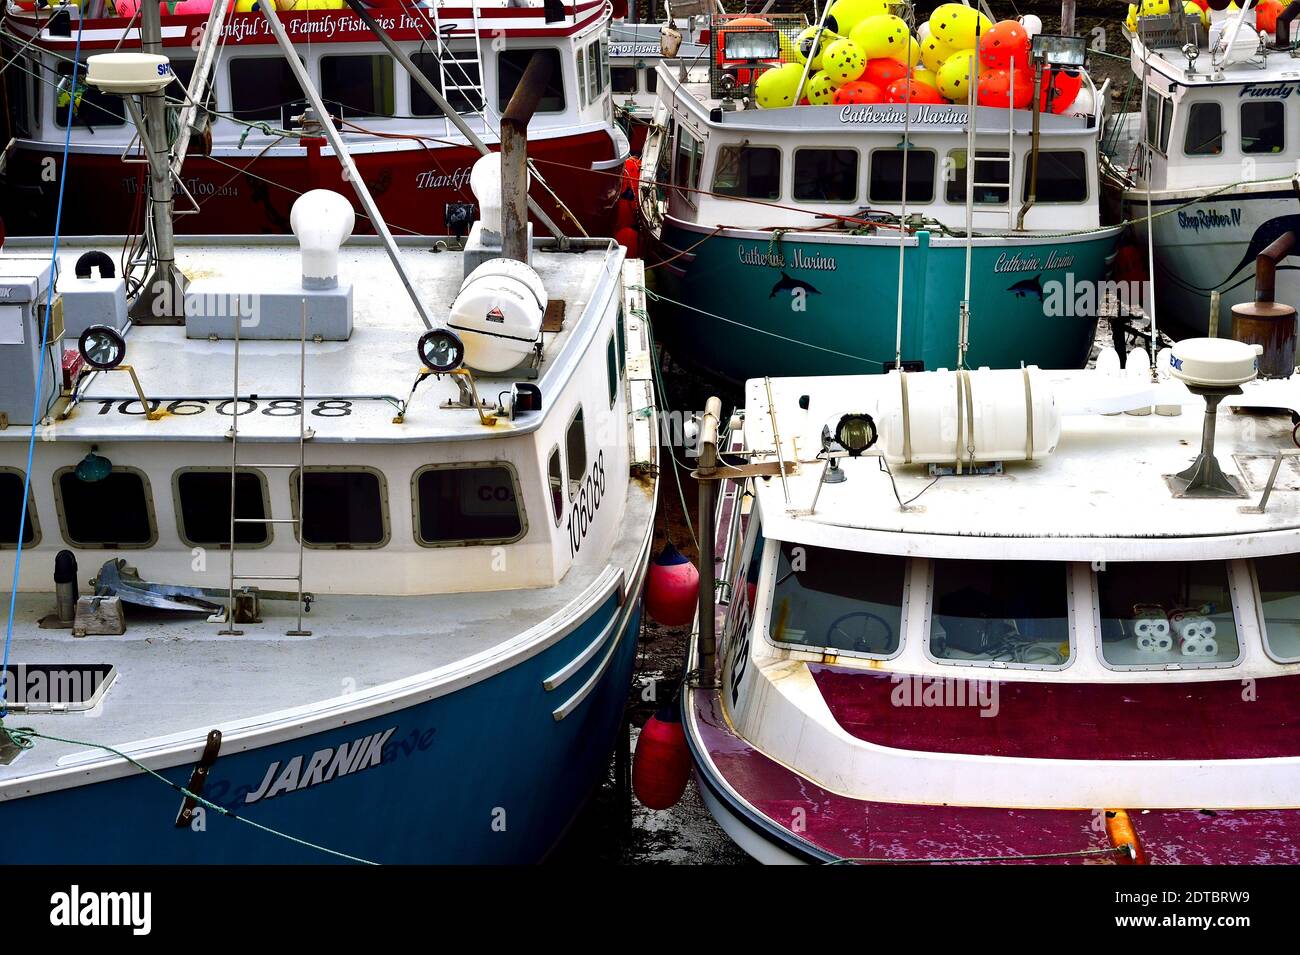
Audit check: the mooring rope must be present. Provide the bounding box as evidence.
[0,725,378,864]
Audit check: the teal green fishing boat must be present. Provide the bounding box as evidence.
[638,12,1121,381]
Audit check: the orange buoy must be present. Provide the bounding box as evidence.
[615,226,640,258]
[1105,808,1148,865]
[645,541,699,627]
[632,704,690,809]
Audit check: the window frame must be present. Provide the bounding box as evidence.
[868,146,938,205]
[546,444,565,527]
[672,123,704,208]
[1183,100,1224,157]
[1090,560,1246,672]
[496,47,566,115]
[1021,149,1089,205]
[791,146,860,204]
[409,48,484,116]
[710,142,783,202]
[1240,98,1286,155]
[606,332,619,409]
[227,54,306,123]
[564,404,588,502]
[761,540,911,663]
[319,52,396,119]
[944,148,1011,205]
[922,557,1077,671]
[53,465,157,549]
[289,465,391,550]
[171,466,273,551]
[1250,555,1300,664]
[410,461,528,549]
[0,466,41,550]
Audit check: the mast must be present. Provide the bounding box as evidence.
[130,0,187,323]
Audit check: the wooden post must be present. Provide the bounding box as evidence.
[1062,0,1077,37]
[501,53,555,264]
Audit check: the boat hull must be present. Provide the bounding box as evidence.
[0,593,643,864]
[645,220,1121,381]
[1123,181,1300,336]
[0,130,620,238]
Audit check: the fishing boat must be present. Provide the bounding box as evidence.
[682,333,1300,864]
[0,0,628,238]
[0,21,658,863]
[1105,0,1300,335]
[609,5,709,153]
[637,7,1123,381]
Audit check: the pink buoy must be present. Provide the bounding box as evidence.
[645,541,699,627]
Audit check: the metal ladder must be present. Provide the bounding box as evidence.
[963,57,1019,230]
[428,0,489,137]
[219,298,313,637]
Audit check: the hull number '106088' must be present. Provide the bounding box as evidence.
[94,398,355,417]
[566,450,606,558]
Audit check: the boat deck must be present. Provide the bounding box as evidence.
[745,370,1300,561]
[1,235,620,443]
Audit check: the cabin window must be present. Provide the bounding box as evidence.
[1022,150,1087,203]
[497,49,566,113]
[673,125,703,204]
[945,149,1010,204]
[868,148,936,204]
[0,46,31,137]
[321,54,395,118]
[547,446,564,526]
[612,67,639,95]
[174,469,270,548]
[1183,101,1224,156]
[413,464,525,546]
[229,57,304,122]
[1241,100,1285,154]
[586,43,601,104]
[576,48,587,107]
[565,406,587,500]
[712,145,781,201]
[928,560,1071,667]
[768,542,904,658]
[0,469,39,548]
[606,333,619,408]
[1096,560,1241,668]
[168,59,217,115]
[53,62,126,128]
[645,69,658,94]
[793,148,858,202]
[410,50,484,114]
[1144,89,1171,154]
[56,467,155,548]
[1256,555,1300,662]
[291,468,388,548]
[616,306,627,376]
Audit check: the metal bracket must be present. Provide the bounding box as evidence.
[174,729,222,828]
[1241,449,1300,514]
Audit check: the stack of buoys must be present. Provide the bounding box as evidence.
[753,2,1090,114]
[1127,0,1212,31]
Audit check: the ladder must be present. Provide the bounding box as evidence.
[428,0,490,138]
[219,298,313,637]
[963,57,1019,230]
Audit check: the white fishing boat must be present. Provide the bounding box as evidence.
[1106,0,1300,334]
[0,15,658,864]
[682,331,1300,863]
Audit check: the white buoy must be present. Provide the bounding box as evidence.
[1125,347,1152,416]
[1155,346,1182,416]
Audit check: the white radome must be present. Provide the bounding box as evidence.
[85,53,172,94]
[1169,337,1263,388]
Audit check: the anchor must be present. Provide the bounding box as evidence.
[92,559,313,623]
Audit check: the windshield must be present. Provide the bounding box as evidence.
[768,541,905,656]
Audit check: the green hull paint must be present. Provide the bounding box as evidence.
[649,225,1120,382]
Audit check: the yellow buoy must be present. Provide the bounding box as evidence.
[937,48,978,103]
[849,13,910,60]
[754,62,806,109]
[826,0,888,36]
[805,70,839,105]
[822,38,868,86]
[794,25,840,71]
[919,33,953,73]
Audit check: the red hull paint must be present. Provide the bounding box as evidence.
[691,689,1300,864]
[810,666,1300,761]
[1,131,619,237]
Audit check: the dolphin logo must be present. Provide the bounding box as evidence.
[1219,214,1300,286]
[768,271,822,299]
[1007,273,1046,300]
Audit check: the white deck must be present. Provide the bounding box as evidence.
[2,235,618,443]
[744,370,1300,562]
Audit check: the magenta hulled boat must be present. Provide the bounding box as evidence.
[0,0,628,237]
[686,344,1300,864]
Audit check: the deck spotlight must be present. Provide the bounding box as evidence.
[417,328,466,374]
[834,413,878,457]
[78,325,126,371]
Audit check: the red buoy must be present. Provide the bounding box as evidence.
[633,705,690,810]
[645,541,699,627]
[615,226,640,259]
